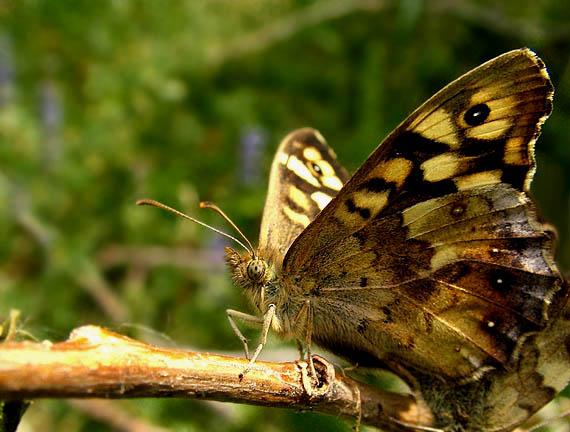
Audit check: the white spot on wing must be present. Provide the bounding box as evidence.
[303,146,322,161]
[277,151,288,165]
[287,155,320,187]
[311,191,332,210]
[322,175,343,191]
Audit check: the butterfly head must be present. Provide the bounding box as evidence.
[224,247,277,312]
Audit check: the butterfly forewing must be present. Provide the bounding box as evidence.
[285,49,553,269]
[258,128,349,263]
[278,49,566,381]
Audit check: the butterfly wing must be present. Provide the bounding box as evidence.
[258,128,349,263]
[482,296,570,431]
[281,49,567,379]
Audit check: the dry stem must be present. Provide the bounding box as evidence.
[0,325,433,431]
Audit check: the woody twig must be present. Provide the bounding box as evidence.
[0,325,433,431]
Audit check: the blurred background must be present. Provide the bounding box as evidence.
[1,1,570,431]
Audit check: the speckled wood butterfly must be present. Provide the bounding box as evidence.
[140,49,570,431]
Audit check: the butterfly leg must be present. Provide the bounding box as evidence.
[241,304,275,377]
[226,309,263,360]
[1,309,20,343]
[292,299,317,377]
[303,300,317,378]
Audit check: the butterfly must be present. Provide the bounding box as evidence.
[140,48,570,431]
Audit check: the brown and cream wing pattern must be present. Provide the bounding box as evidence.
[280,48,565,380]
[258,128,349,263]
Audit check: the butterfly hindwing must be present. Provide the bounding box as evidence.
[482,296,570,431]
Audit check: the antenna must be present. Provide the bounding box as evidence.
[200,201,256,257]
[136,199,253,254]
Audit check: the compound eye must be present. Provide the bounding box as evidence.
[247,259,265,281]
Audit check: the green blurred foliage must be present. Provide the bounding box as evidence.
[1,1,570,431]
